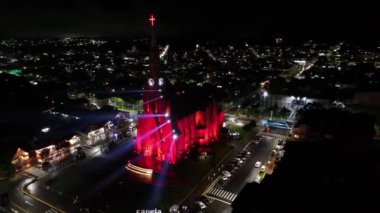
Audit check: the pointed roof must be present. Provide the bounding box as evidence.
[149,14,160,80]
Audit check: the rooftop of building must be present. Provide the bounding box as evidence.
[0,105,122,160]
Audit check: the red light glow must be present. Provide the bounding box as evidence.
[149,14,156,26]
[136,95,224,168]
[133,15,224,171]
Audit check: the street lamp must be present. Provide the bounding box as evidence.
[259,90,269,119]
[262,90,269,108]
[263,91,268,98]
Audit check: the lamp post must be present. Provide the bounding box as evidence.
[260,90,269,119]
[263,91,268,106]
[262,90,268,109]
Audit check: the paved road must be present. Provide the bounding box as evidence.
[180,128,260,208]
[1,137,133,213]
[202,128,289,213]
[1,127,287,213]
[1,174,62,213]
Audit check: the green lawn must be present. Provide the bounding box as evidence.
[115,106,139,114]
[229,124,258,142]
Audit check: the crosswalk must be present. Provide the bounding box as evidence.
[207,187,237,203]
[271,127,290,135]
[45,208,59,213]
[260,127,289,140]
[260,132,287,140]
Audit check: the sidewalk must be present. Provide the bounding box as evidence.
[25,166,48,179]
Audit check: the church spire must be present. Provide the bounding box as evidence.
[149,14,160,81]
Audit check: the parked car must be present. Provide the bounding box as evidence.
[220,174,229,181]
[271,149,277,157]
[194,201,206,210]
[227,165,239,173]
[278,139,285,146]
[253,135,261,144]
[222,170,232,178]
[275,145,284,150]
[255,161,262,168]
[230,161,242,168]
[199,195,213,205]
[234,158,243,164]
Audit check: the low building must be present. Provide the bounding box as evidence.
[266,93,330,110]
[3,106,130,172]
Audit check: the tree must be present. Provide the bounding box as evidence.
[279,107,291,118]
[243,120,257,131]
[273,103,279,112]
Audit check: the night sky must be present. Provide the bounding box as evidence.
[0,0,379,39]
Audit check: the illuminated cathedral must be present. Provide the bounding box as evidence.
[132,15,224,172]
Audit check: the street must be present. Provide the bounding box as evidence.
[1,125,288,213]
[1,137,133,213]
[192,127,289,213]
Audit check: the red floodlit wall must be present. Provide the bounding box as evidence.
[136,95,224,166]
[136,87,174,162]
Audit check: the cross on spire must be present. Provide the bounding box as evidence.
[149,14,156,27]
